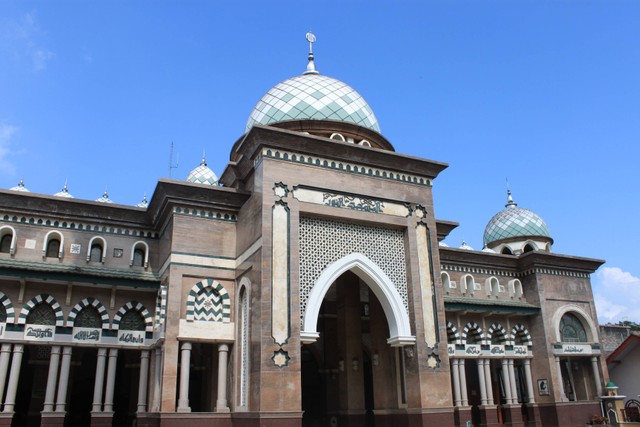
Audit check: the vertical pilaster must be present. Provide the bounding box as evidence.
[92,348,108,413]
[0,344,12,405]
[555,356,566,401]
[478,359,488,405]
[451,359,461,406]
[43,346,61,412]
[415,222,437,347]
[507,359,518,404]
[215,344,230,412]
[502,359,513,404]
[137,350,150,413]
[103,348,118,412]
[523,359,535,404]
[591,356,602,397]
[271,201,290,346]
[177,342,191,412]
[459,359,468,406]
[484,359,494,405]
[3,344,24,413]
[151,347,162,412]
[55,346,73,412]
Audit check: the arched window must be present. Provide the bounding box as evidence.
[491,330,507,345]
[87,237,107,263]
[441,272,455,290]
[90,244,103,263]
[486,277,499,295]
[502,246,513,255]
[447,323,458,344]
[466,328,482,345]
[120,310,146,331]
[0,234,11,254]
[560,313,588,343]
[0,226,16,255]
[75,306,102,328]
[330,133,346,142]
[133,249,144,266]
[130,241,149,268]
[46,238,61,258]
[509,279,524,298]
[462,274,475,294]
[523,244,535,253]
[27,303,56,325]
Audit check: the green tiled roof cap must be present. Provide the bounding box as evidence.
[246,73,380,134]
[186,156,218,186]
[483,191,551,245]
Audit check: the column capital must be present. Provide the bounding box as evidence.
[218,343,229,352]
[180,342,192,351]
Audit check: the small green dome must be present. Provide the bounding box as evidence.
[246,74,380,134]
[483,191,551,246]
[186,156,218,186]
[245,45,380,134]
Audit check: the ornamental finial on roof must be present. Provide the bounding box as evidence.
[201,149,207,166]
[505,179,517,208]
[304,32,319,75]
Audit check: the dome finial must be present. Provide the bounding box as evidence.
[505,178,517,208]
[201,149,207,166]
[303,32,319,75]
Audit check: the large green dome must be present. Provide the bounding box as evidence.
[483,193,551,246]
[245,69,380,134]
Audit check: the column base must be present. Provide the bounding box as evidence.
[215,406,231,413]
[91,411,114,427]
[504,404,525,427]
[479,404,501,426]
[40,411,66,427]
[0,413,13,427]
[454,406,473,427]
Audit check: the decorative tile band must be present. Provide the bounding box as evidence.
[292,186,410,217]
[442,264,590,279]
[173,207,237,222]
[0,213,157,238]
[261,148,432,187]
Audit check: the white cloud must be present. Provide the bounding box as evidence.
[593,267,640,323]
[0,124,18,175]
[1,11,55,71]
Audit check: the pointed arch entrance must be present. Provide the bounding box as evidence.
[301,253,415,347]
[301,254,415,427]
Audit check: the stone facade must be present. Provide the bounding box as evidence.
[0,55,608,427]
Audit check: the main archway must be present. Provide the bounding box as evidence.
[301,254,416,427]
[300,253,415,347]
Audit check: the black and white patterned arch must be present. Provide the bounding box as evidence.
[18,294,64,326]
[113,301,153,332]
[67,297,110,328]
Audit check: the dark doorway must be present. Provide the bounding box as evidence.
[65,347,97,427]
[112,349,140,427]
[13,345,48,427]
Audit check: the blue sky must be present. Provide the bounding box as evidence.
[1,1,639,323]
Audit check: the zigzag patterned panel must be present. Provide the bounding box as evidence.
[193,288,225,322]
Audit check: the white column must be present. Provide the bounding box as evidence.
[3,344,24,413]
[502,359,513,404]
[137,350,150,413]
[524,359,536,404]
[478,359,488,405]
[215,344,230,412]
[151,348,162,412]
[55,346,73,412]
[555,356,566,402]
[43,346,61,412]
[484,359,494,405]
[591,356,603,397]
[92,348,108,413]
[451,359,462,406]
[177,342,191,412]
[0,344,12,405]
[103,348,118,412]
[459,358,469,406]
[507,359,518,404]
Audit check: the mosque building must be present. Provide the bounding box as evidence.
[0,35,607,427]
